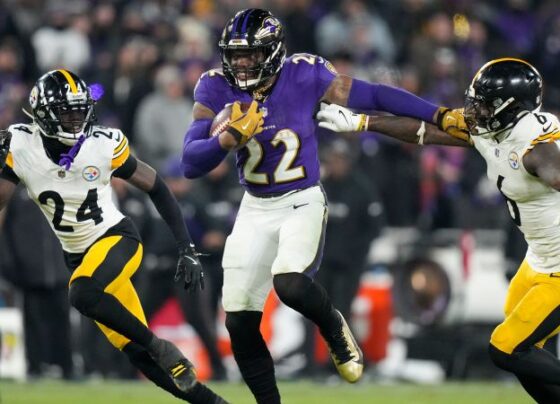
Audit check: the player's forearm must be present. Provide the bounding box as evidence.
[367,116,472,147]
[348,79,439,123]
[181,119,229,178]
[147,174,194,250]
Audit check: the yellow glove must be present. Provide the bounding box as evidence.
[435,107,473,145]
[227,101,264,147]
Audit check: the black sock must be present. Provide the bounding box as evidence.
[489,344,560,384]
[69,277,154,347]
[273,273,340,336]
[123,342,226,403]
[516,374,560,404]
[225,311,280,404]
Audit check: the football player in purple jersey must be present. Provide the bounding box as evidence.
[181,8,467,403]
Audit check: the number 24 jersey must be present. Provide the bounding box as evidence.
[5,123,130,253]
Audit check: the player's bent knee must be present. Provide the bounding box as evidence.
[273,272,309,308]
[68,276,104,317]
[488,343,515,371]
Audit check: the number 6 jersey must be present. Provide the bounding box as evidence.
[5,123,129,253]
[471,112,560,273]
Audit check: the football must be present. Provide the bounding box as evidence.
[209,102,251,138]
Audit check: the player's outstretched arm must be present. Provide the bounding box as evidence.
[321,75,470,142]
[317,103,472,147]
[523,142,560,191]
[114,157,204,291]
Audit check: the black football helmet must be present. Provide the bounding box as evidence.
[219,9,286,91]
[29,69,96,145]
[464,58,543,138]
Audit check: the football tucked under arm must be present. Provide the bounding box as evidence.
[211,101,264,150]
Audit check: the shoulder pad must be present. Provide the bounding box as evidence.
[8,123,35,136]
[88,126,125,144]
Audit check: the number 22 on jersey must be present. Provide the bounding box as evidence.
[243,129,306,184]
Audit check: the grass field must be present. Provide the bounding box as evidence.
[0,380,532,404]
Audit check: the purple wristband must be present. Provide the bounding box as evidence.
[348,79,439,123]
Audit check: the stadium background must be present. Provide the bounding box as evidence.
[0,0,557,402]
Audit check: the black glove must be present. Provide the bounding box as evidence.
[174,244,205,292]
[0,129,11,170]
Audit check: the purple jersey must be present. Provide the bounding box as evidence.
[195,53,337,195]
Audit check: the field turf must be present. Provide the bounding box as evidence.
[0,380,531,403]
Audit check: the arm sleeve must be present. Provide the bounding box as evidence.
[147,174,193,250]
[181,119,229,179]
[112,155,138,179]
[348,79,439,122]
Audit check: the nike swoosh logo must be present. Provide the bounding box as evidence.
[242,122,251,130]
[338,110,349,127]
[293,203,309,210]
[185,256,198,265]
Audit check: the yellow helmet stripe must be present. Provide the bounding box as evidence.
[471,57,537,86]
[57,69,78,94]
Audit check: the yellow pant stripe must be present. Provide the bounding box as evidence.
[491,260,560,354]
[69,236,122,285]
[68,237,147,350]
[96,279,147,349]
[104,243,143,295]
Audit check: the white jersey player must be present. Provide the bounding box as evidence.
[0,69,227,404]
[317,58,560,403]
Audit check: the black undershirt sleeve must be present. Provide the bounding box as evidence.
[0,165,20,185]
[112,155,138,179]
[147,174,193,250]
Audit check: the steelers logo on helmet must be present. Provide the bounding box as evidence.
[29,86,39,109]
[30,69,96,145]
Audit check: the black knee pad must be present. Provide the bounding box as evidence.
[68,277,104,317]
[273,272,312,308]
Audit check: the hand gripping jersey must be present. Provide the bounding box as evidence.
[5,123,130,253]
[472,112,560,273]
[195,53,337,196]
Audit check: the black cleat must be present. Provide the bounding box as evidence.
[150,338,197,392]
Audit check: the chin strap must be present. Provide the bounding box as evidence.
[59,134,86,170]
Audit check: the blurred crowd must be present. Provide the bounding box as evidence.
[0,0,555,380]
